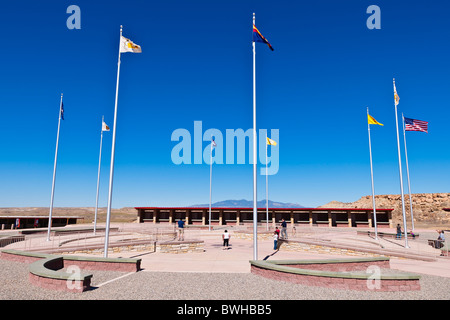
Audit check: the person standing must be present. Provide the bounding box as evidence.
[396,224,402,240]
[275,226,280,238]
[177,219,185,241]
[281,219,288,239]
[222,230,230,250]
[436,230,445,248]
[273,231,279,250]
[438,230,445,242]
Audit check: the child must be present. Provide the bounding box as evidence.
[273,231,279,250]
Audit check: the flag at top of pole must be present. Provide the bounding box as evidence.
[265,136,277,231]
[251,13,274,260]
[209,136,216,231]
[394,80,400,106]
[47,93,64,241]
[253,24,274,51]
[368,114,383,126]
[104,26,141,257]
[120,35,142,53]
[60,102,64,120]
[404,117,428,133]
[393,78,409,249]
[94,116,110,235]
[102,119,110,132]
[267,137,277,145]
[366,107,383,240]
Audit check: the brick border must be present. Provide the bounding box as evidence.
[29,271,91,293]
[28,256,92,293]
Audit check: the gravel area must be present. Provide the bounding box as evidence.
[0,259,449,300]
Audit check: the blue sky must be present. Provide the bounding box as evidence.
[0,0,449,208]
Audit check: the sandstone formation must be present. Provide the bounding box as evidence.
[320,193,450,226]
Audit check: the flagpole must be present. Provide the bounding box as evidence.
[252,13,258,260]
[393,78,409,248]
[209,136,213,231]
[47,93,63,241]
[402,113,415,232]
[266,134,269,231]
[367,107,378,240]
[94,116,105,235]
[104,25,123,257]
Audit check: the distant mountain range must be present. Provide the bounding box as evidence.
[190,199,304,208]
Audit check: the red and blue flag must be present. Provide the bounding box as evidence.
[253,24,274,51]
[404,117,428,133]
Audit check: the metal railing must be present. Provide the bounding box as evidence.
[0,235,25,248]
[2,225,177,253]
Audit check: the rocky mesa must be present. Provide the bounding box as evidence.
[320,193,450,227]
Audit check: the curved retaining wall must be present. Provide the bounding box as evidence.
[44,240,203,255]
[28,256,93,293]
[0,249,141,292]
[250,257,421,291]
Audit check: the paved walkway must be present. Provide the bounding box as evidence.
[102,225,450,278]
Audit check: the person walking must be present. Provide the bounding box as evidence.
[222,230,230,250]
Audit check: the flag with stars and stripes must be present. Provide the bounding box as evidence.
[404,117,428,133]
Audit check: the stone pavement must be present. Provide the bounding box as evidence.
[102,225,450,278]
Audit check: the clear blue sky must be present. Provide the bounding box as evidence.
[0,0,449,208]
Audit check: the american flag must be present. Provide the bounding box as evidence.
[404,117,428,133]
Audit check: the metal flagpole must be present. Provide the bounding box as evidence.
[393,78,409,248]
[209,136,213,231]
[266,134,269,231]
[367,107,378,240]
[94,116,105,235]
[402,113,415,231]
[104,26,123,257]
[47,93,63,241]
[252,12,258,260]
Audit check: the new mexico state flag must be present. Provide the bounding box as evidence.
[368,114,383,126]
